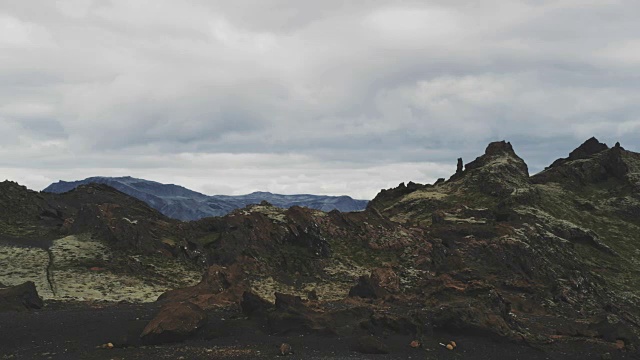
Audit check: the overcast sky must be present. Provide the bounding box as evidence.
[1,0,639,199]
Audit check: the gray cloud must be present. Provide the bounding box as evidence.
[1,0,639,198]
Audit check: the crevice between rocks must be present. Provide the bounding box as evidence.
[45,247,56,297]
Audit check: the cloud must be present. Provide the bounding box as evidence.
[1,0,639,198]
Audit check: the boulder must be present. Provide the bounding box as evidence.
[157,263,250,310]
[140,301,207,344]
[275,292,306,311]
[0,281,43,312]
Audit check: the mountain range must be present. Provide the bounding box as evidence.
[43,176,368,221]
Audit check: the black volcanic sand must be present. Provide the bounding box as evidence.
[0,302,636,360]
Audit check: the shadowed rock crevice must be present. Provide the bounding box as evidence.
[45,248,56,296]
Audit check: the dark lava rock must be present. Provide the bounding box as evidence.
[534,141,632,187]
[266,292,321,334]
[0,281,43,312]
[568,137,609,160]
[549,137,609,168]
[275,293,306,311]
[352,335,389,354]
[140,301,207,344]
[456,158,464,174]
[157,264,245,309]
[240,291,272,318]
[349,275,379,299]
[348,268,400,299]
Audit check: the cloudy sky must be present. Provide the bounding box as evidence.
[1,0,639,199]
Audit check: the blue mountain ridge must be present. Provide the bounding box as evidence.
[42,176,368,221]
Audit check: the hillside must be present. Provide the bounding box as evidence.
[2,137,640,359]
[43,176,368,221]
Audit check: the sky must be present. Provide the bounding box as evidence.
[1,0,639,199]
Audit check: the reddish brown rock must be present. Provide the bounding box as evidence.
[371,267,400,294]
[140,302,207,344]
[157,261,253,310]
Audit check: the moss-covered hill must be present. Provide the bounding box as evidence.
[363,138,640,344]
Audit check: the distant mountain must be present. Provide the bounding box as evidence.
[42,176,368,221]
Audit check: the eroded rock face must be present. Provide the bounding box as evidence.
[140,301,207,344]
[0,281,43,312]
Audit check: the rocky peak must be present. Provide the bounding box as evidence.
[548,137,609,169]
[569,137,608,160]
[485,140,517,157]
[464,141,529,177]
[442,140,532,198]
[533,139,635,187]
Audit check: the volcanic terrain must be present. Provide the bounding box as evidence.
[1,137,640,359]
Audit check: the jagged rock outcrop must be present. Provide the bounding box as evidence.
[533,140,638,189]
[360,137,640,348]
[457,141,531,197]
[548,137,609,168]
